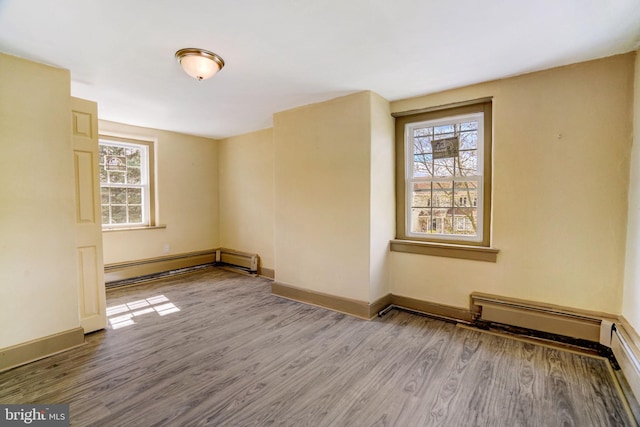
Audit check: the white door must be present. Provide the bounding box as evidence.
[71,97,107,333]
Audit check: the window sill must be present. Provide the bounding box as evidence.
[102,225,167,233]
[390,239,499,262]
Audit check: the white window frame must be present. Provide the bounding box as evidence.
[99,138,152,228]
[404,112,485,243]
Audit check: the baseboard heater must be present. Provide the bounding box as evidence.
[214,248,258,275]
[608,322,640,414]
[105,248,260,286]
[105,250,216,285]
[470,292,603,342]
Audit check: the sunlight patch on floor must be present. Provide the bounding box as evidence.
[106,294,180,329]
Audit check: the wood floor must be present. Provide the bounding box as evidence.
[0,268,635,426]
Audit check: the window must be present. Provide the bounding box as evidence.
[394,100,493,249]
[407,111,484,242]
[99,137,155,228]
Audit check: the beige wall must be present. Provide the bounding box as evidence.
[0,53,80,348]
[218,128,275,270]
[274,92,375,301]
[369,92,395,301]
[99,120,219,264]
[623,50,640,333]
[390,53,634,314]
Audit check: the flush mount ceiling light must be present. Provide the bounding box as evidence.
[175,48,225,81]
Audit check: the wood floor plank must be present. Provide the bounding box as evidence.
[0,268,634,426]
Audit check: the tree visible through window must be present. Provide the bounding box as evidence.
[99,138,152,227]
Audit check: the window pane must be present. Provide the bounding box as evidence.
[412,182,431,208]
[414,136,432,153]
[454,181,478,208]
[99,167,108,183]
[413,128,430,137]
[434,124,454,137]
[126,167,141,184]
[413,153,432,177]
[110,187,127,204]
[433,157,454,177]
[432,208,452,234]
[453,207,477,235]
[432,182,452,207]
[109,171,125,184]
[128,206,142,223]
[128,188,142,204]
[100,188,109,204]
[410,208,432,234]
[111,206,127,223]
[126,149,141,166]
[107,146,125,156]
[101,206,110,224]
[460,121,478,132]
[459,129,478,150]
[457,150,478,176]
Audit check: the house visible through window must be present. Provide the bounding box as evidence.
[395,100,492,247]
[99,137,154,228]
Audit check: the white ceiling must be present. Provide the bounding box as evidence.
[1,1,639,139]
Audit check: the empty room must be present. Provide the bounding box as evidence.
[1,1,640,425]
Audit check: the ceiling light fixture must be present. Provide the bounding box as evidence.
[175,48,225,81]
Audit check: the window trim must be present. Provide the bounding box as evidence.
[394,100,493,248]
[99,135,156,230]
[390,239,499,262]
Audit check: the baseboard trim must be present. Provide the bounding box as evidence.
[270,283,473,323]
[470,292,616,342]
[259,267,275,280]
[390,294,474,323]
[370,294,393,318]
[0,327,85,373]
[272,282,378,320]
[104,249,216,283]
